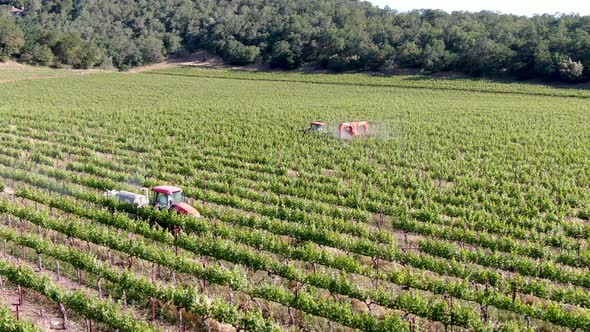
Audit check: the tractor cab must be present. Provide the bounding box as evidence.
[309,122,327,132]
[151,186,199,217]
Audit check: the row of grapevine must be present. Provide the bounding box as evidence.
[3,132,586,257]
[0,223,280,331]
[0,258,151,331]
[0,304,39,332]
[10,187,590,330]
[6,162,590,321]
[1,199,417,331]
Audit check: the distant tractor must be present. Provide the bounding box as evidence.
[308,121,328,132]
[308,121,369,138]
[338,121,369,138]
[104,185,200,217]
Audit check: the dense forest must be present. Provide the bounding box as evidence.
[0,0,589,82]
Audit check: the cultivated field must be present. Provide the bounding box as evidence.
[0,61,98,83]
[0,67,589,331]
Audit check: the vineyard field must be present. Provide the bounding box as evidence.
[0,66,589,331]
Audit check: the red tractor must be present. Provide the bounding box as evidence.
[105,185,200,217]
[308,121,369,138]
[151,186,199,216]
[338,121,369,138]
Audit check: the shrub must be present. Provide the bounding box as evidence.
[270,41,301,69]
[559,58,584,81]
[20,43,54,66]
[223,39,260,65]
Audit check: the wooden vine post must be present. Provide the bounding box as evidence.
[37,252,43,271]
[97,276,102,298]
[448,296,454,332]
[58,302,68,330]
[151,263,156,321]
[202,316,211,332]
[77,268,83,285]
[121,290,127,309]
[173,225,180,256]
[178,307,183,332]
[55,261,60,281]
[18,285,23,305]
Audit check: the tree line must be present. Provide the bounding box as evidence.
[0,0,589,82]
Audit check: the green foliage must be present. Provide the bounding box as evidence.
[0,1,587,80]
[0,257,151,331]
[0,304,40,331]
[0,11,24,61]
[137,36,165,64]
[494,320,533,332]
[47,33,101,69]
[222,39,260,65]
[420,40,453,72]
[19,43,54,66]
[462,38,515,76]
[270,40,300,69]
[397,42,421,67]
[559,58,584,81]
[49,33,83,67]
[79,43,102,69]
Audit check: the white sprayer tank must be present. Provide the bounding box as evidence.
[104,189,149,208]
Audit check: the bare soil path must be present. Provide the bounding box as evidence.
[128,49,265,73]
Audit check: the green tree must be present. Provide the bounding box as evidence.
[533,42,555,78]
[0,12,25,61]
[420,40,452,72]
[397,42,421,67]
[20,43,54,66]
[163,34,182,55]
[108,35,141,69]
[223,39,260,65]
[79,42,102,69]
[51,33,84,67]
[138,36,165,64]
[461,38,514,76]
[270,40,300,69]
[0,0,588,81]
